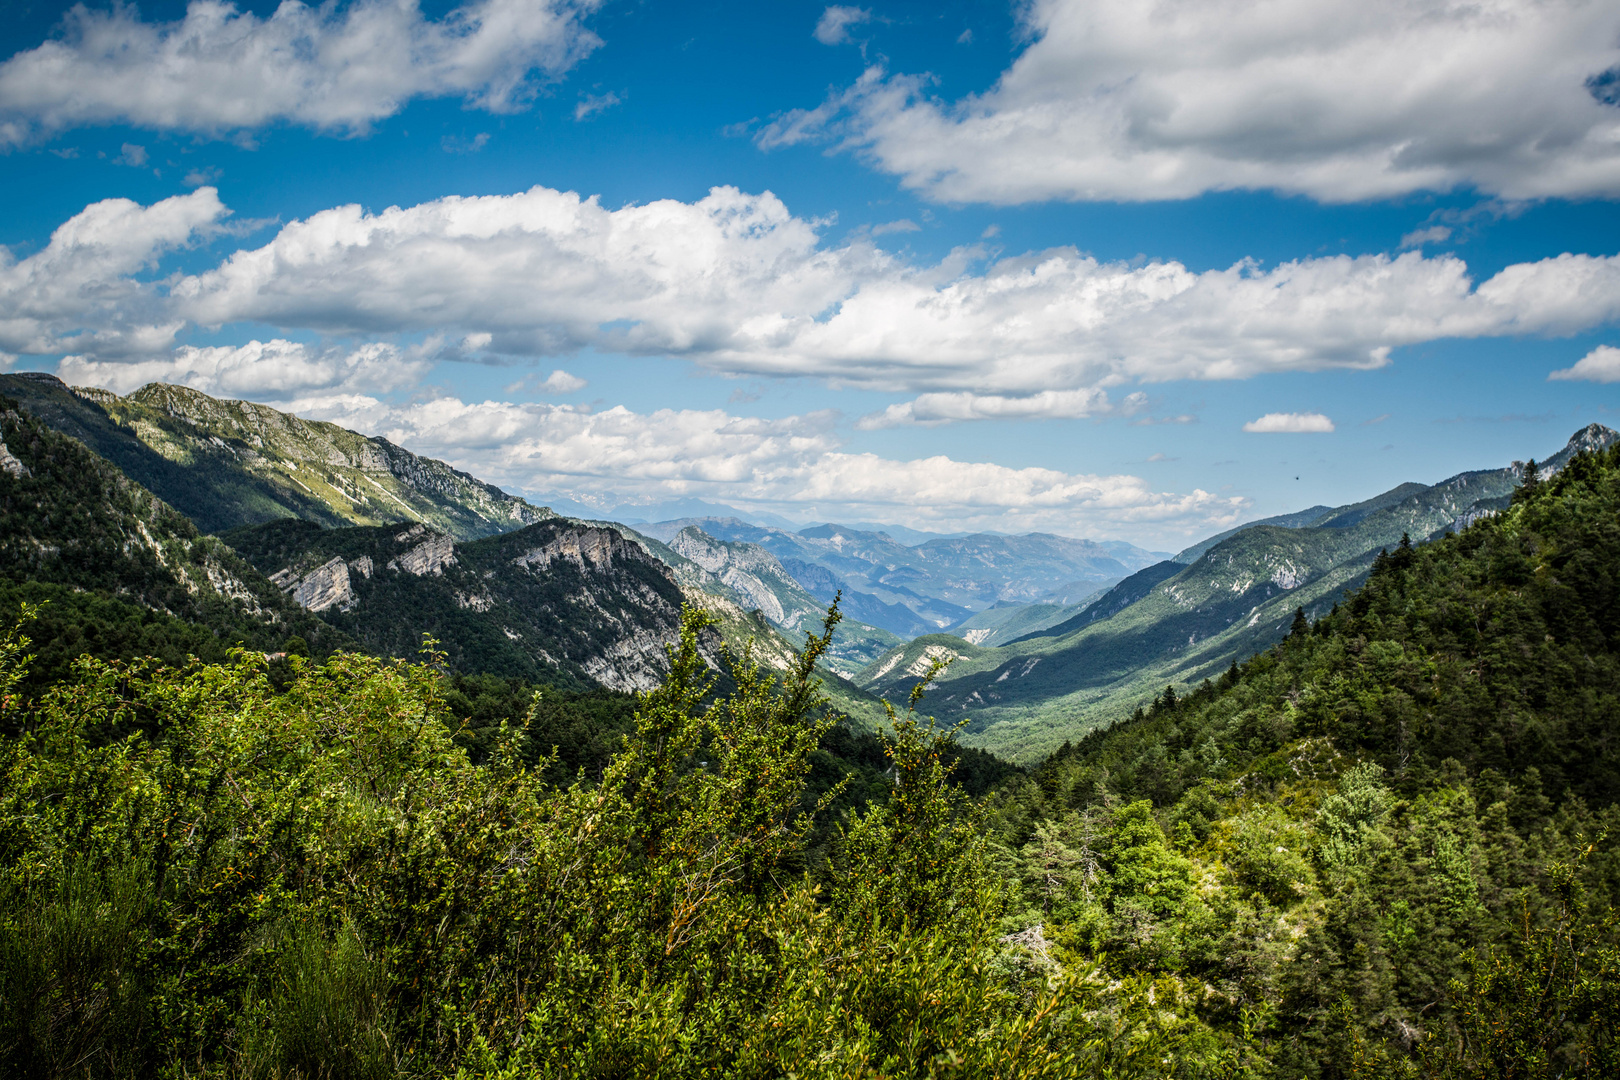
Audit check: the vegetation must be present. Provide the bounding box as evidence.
[863,424,1616,762]
[983,443,1620,1073]
[0,374,547,539]
[0,401,346,661]
[4,413,1620,1075]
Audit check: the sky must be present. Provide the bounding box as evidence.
[2,0,1619,548]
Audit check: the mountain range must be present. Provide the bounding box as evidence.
[3,371,1611,764]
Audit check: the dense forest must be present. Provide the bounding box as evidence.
[2,445,1620,1076]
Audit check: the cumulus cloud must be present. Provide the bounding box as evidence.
[58,338,431,401]
[1243,412,1335,433]
[0,0,603,145]
[857,388,1110,429]
[814,7,872,46]
[289,394,1247,538]
[540,368,588,393]
[113,143,148,168]
[16,186,1620,422]
[1549,345,1620,383]
[0,187,227,357]
[763,0,1620,203]
[574,91,622,121]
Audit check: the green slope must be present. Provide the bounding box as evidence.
[0,397,345,655]
[859,424,1619,761]
[0,373,550,539]
[981,438,1620,1074]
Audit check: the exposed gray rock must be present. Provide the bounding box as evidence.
[0,437,29,478]
[387,533,456,576]
[511,524,635,573]
[273,557,354,613]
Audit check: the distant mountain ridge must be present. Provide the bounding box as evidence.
[636,516,1163,638]
[0,377,887,718]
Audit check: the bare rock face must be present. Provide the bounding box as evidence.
[511,525,634,573]
[387,533,456,576]
[272,557,354,613]
[0,436,29,478]
[664,527,821,630]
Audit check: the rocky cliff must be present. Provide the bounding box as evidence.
[225,517,700,693]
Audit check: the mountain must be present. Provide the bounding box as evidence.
[948,598,1100,647]
[220,517,704,693]
[222,515,889,725]
[857,424,1620,760]
[0,396,346,665]
[656,526,904,675]
[978,432,1620,1075]
[636,516,1156,638]
[0,374,551,539]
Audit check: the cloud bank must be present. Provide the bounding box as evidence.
[0,0,603,145]
[762,0,1620,203]
[281,393,1248,538]
[8,186,1620,426]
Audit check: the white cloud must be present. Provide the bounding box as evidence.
[1549,344,1620,383]
[114,143,148,168]
[58,338,431,400]
[540,368,588,393]
[814,7,871,46]
[442,132,492,154]
[1400,226,1452,250]
[857,388,1110,429]
[0,187,227,357]
[17,186,1620,423]
[870,219,920,235]
[764,0,1620,203]
[574,91,622,121]
[0,0,603,145]
[290,394,1247,538]
[1243,412,1335,433]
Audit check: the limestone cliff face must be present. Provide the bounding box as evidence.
[229,517,696,694]
[272,557,354,613]
[666,526,823,630]
[387,527,457,576]
[511,525,638,574]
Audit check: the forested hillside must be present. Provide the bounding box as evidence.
[863,424,1618,761]
[2,431,1618,1076]
[983,441,1620,1073]
[0,397,346,680]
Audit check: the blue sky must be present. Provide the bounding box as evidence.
[2,0,1619,546]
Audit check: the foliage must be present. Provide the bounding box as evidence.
[983,443,1620,1074]
[0,599,1199,1079]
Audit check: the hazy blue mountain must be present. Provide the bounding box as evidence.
[638,516,1155,639]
